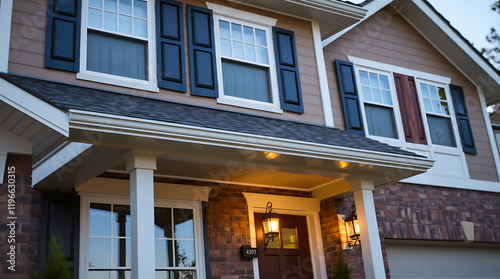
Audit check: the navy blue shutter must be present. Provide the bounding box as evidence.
[187,5,218,98]
[45,0,81,72]
[156,0,186,92]
[39,194,80,278]
[273,27,304,113]
[335,60,365,136]
[450,84,477,154]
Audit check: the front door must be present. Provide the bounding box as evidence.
[255,213,313,279]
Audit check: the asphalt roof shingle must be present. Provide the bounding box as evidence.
[1,73,422,157]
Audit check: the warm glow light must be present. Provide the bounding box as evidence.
[355,223,360,234]
[339,161,349,169]
[264,152,280,160]
[263,217,280,236]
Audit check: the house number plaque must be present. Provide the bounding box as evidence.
[240,245,259,260]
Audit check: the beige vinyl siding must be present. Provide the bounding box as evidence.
[8,0,324,125]
[324,7,498,182]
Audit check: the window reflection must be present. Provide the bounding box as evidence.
[89,203,196,277]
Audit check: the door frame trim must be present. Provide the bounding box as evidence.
[242,192,327,279]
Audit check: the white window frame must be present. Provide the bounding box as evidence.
[79,193,206,279]
[208,3,282,113]
[77,0,159,92]
[349,56,470,179]
[354,66,405,146]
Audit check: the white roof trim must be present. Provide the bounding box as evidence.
[68,109,434,173]
[0,77,70,136]
[322,0,392,46]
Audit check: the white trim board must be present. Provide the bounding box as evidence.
[402,173,500,193]
[0,78,69,136]
[242,192,327,279]
[312,20,334,127]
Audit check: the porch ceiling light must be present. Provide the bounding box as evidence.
[344,203,360,248]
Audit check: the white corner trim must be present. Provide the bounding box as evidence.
[0,0,13,72]
[478,87,500,182]
[401,173,500,193]
[0,78,69,136]
[322,0,392,47]
[347,56,451,84]
[32,142,93,186]
[242,192,327,279]
[312,21,334,127]
[68,109,434,173]
[206,2,277,26]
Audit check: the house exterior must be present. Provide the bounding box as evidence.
[0,0,499,278]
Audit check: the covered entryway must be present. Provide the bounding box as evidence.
[386,243,500,278]
[255,213,313,279]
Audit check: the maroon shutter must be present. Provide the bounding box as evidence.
[393,73,427,144]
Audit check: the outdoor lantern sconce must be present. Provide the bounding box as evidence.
[241,202,280,260]
[344,203,360,249]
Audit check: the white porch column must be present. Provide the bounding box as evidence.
[351,179,386,279]
[126,152,157,279]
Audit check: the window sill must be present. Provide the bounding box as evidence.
[217,95,283,114]
[77,71,159,93]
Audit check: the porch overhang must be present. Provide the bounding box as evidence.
[34,109,433,199]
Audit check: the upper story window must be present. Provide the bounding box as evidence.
[78,0,157,91]
[211,6,282,113]
[45,1,304,111]
[419,82,456,147]
[358,69,398,139]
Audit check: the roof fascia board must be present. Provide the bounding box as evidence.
[0,78,69,136]
[401,0,500,104]
[69,109,434,173]
[283,0,366,18]
[0,0,13,72]
[32,141,93,186]
[322,0,392,46]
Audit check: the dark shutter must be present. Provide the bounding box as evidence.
[450,84,477,154]
[393,73,427,144]
[45,0,81,72]
[39,194,80,278]
[187,5,218,98]
[156,0,186,92]
[334,60,365,136]
[273,27,304,113]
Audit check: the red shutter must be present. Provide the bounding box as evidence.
[393,73,427,144]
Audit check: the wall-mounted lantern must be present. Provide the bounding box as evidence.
[344,203,360,249]
[241,201,280,260]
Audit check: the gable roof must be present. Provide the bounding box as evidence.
[0,73,422,158]
[323,0,500,106]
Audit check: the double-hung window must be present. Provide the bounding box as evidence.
[210,4,281,113]
[419,82,456,147]
[82,195,204,279]
[357,69,398,139]
[79,0,157,90]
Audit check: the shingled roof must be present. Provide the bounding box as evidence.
[1,73,422,158]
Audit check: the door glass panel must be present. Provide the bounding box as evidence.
[282,228,298,249]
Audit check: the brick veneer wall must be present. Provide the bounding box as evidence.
[0,154,41,279]
[321,182,500,279]
[206,183,310,279]
[375,183,500,242]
